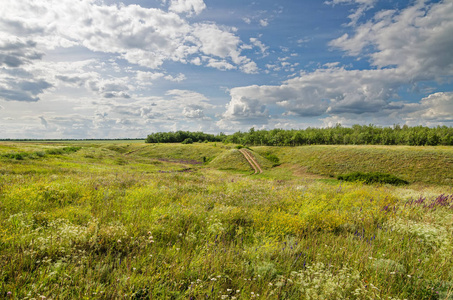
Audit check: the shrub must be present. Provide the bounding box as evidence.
[338,172,408,185]
[261,152,280,165]
[45,147,81,155]
[181,138,193,144]
[62,146,81,153]
[2,152,27,160]
[14,153,24,160]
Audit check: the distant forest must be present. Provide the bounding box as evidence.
[145,125,453,146]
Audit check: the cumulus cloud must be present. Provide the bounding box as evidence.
[325,0,377,26]
[0,37,51,102]
[220,0,453,127]
[0,0,254,72]
[0,78,52,102]
[165,0,206,16]
[183,107,205,118]
[15,88,218,138]
[330,0,453,80]
[250,38,269,56]
[165,89,213,108]
[403,92,453,124]
[222,67,402,123]
[0,39,43,67]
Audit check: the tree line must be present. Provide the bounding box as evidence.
[145,131,225,144]
[146,125,453,146]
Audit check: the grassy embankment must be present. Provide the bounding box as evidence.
[0,141,452,299]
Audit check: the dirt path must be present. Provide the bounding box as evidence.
[239,149,263,174]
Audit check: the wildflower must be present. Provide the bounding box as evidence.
[117,239,121,243]
[211,278,217,281]
[227,289,232,292]
[236,290,240,293]
[7,292,12,297]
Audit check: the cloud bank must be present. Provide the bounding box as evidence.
[218,0,453,129]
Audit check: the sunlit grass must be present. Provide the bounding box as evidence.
[0,141,452,299]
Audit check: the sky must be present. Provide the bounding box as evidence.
[0,0,452,139]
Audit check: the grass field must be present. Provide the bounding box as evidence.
[1,141,453,299]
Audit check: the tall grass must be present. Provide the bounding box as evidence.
[0,141,452,299]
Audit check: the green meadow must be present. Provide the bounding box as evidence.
[1,141,453,299]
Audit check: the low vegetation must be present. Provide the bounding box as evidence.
[0,141,452,299]
[338,172,409,185]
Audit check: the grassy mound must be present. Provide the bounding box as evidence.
[209,149,275,172]
[246,150,275,170]
[338,172,409,185]
[208,149,252,171]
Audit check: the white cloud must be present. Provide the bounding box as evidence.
[206,58,236,71]
[164,73,186,82]
[240,61,259,74]
[165,0,206,16]
[192,23,242,63]
[330,0,453,81]
[0,0,255,73]
[165,89,213,108]
[191,57,202,65]
[259,19,269,27]
[136,71,166,84]
[183,107,205,118]
[250,38,269,56]
[325,0,377,26]
[219,0,453,128]
[403,92,453,124]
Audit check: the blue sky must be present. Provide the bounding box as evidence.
[0,0,452,138]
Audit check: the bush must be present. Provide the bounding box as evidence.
[338,172,408,185]
[181,138,193,144]
[2,153,26,160]
[14,153,24,160]
[45,147,81,155]
[262,152,280,165]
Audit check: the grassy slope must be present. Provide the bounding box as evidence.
[209,149,252,172]
[253,145,453,185]
[1,141,453,299]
